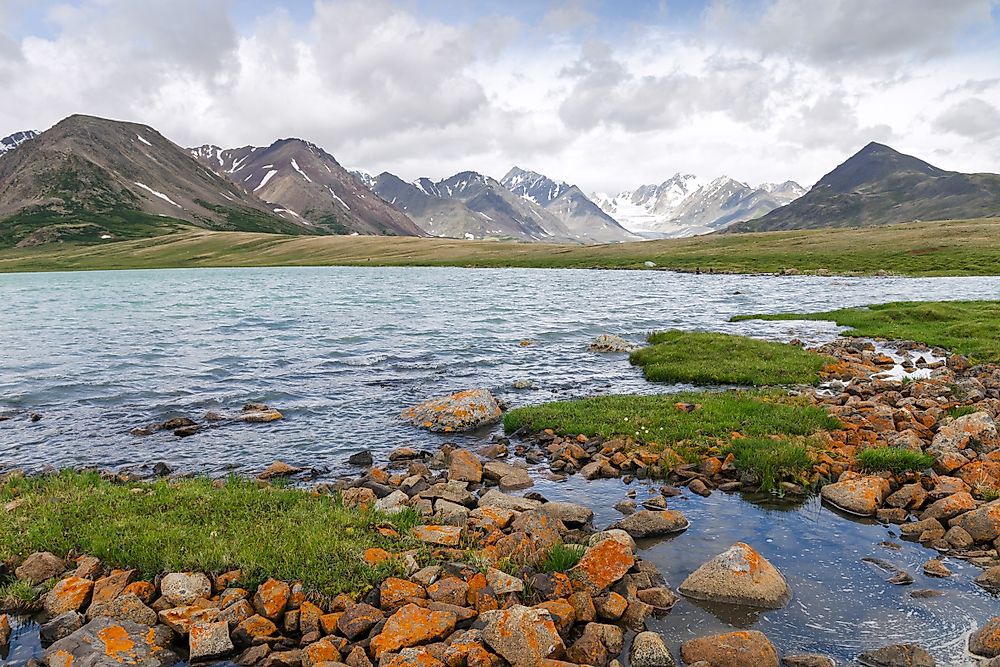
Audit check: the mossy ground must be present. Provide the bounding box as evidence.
[630,331,832,386]
[2,216,1000,275]
[733,300,1000,363]
[0,472,425,596]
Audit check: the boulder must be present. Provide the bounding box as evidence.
[571,537,635,595]
[950,500,1000,543]
[971,617,1000,659]
[240,403,284,423]
[918,492,976,522]
[478,488,542,512]
[44,617,179,667]
[402,389,503,433]
[412,525,463,547]
[975,566,1000,593]
[40,612,85,643]
[232,614,277,645]
[612,510,689,538]
[679,631,779,667]
[43,576,94,616]
[338,603,384,639]
[629,631,676,667]
[375,490,410,515]
[679,543,790,609]
[448,449,483,483]
[540,501,594,527]
[369,603,456,658]
[857,644,935,667]
[160,572,212,606]
[87,592,158,626]
[820,477,890,516]
[930,412,998,456]
[253,578,290,620]
[189,620,234,660]
[480,605,565,666]
[16,551,65,584]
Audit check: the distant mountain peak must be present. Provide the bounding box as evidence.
[0,130,39,157]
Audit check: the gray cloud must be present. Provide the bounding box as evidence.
[540,1,598,33]
[933,97,1000,140]
[557,42,781,132]
[705,0,993,68]
[779,92,894,151]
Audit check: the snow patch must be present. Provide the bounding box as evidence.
[136,134,152,147]
[254,169,278,192]
[290,158,313,183]
[327,187,351,210]
[134,182,182,208]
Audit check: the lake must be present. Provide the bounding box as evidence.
[3,267,1000,665]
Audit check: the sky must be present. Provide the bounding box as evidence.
[1,0,999,193]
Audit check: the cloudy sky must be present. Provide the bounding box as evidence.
[1,0,999,193]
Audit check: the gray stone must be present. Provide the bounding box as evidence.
[160,572,212,606]
[15,551,65,585]
[971,618,1000,658]
[39,612,84,643]
[858,644,935,667]
[540,501,594,527]
[783,655,836,667]
[189,620,234,660]
[613,509,689,538]
[629,631,676,667]
[679,542,791,609]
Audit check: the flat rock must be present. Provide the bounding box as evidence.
[612,509,688,538]
[857,644,936,667]
[820,477,890,516]
[478,489,541,512]
[679,542,790,609]
[45,617,179,667]
[783,654,836,667]
[540,501,594,527]
[401,388,503,433]
[412,524,462,546]
[680,630,779,667]
[448,449,483,483]
[370,603,456,658]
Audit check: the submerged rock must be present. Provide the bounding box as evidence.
[857,643,936,667]
[588,334,635,353]
[401,388,503,433]
[679,542,791,609]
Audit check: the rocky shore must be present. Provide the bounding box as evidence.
[3,336,1000,666]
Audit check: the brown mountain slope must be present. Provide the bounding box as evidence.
[191,139,425,237]
[0,115,311,247]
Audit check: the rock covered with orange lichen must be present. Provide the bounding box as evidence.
[680,630,779,667]
[679,542,791,609]
[820,476,890,516]
[401,388,503,433]
[45,617,178,666]
[480,605,565,666]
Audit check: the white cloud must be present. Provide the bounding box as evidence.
[0,0,999,193]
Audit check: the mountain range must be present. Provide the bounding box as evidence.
[190,140,424,237]
[2,115,999,249]
[728,142,1000,232]
[593,176,805,237]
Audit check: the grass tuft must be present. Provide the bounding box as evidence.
[503,390,839,449]
[725,437,813,492]
[949,405,980,419]
[733,301,1000,364]
[0,471,424,595]
[630,330,831,386]
[0,578,45,612]
[539,543,586,573]
[856,447,934,473]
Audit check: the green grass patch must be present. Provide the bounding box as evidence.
[539,543,586,573]
[733,301,1000,363]
[0,577,48,612]
[949,405,980,419]
[503,390,839,450]
[0,471,425,595]
[630,331,831,386]
[724,437,813,492]
[856,447,934,473]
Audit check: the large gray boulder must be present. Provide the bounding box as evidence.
[401,388,503,432]
[678,542,791,609]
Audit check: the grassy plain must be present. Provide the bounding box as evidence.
[1,217,999,275]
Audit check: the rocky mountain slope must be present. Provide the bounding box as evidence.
[0,130,38,157]
[370,170,617,243]
[594,175,804,237]
[501,167,639,243]
[0,115,309,248]
[729,142,1000,232]
[191,140,424,237]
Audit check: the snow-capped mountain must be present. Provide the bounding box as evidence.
[0,130,39,157]
[191,140,424,237]
[501,167,639,243]
[593,174,805,237]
